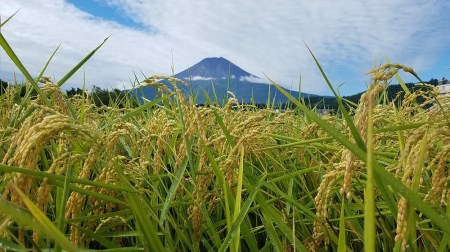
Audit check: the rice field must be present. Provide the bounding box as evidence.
[1,25,450,251]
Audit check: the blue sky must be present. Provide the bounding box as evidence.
[67,0,145,30]
[1,0,449,95]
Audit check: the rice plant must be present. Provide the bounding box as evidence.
[0,19,449,252]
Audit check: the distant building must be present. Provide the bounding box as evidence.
[437,77,450,95]
[437,77,449,86]
[437,83,450,95]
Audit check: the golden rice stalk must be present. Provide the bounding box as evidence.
[35,152,72,216]
[394,124,443,250]
[1,104,94,245]
[188,199,203,241]
[365,63,417,82]
[187,107,216,241]
[40,78,68,115]
[395,197,409,251]
[66,143,103,244]
[3,111,91,207]
[154,122,174,174]
[67,123,137,245]
[138,75,189,103]
[139,110,170,174]
[340,82,384,198]
[425,150,449,205]
[34,152,85,242]
[308,170,339,251]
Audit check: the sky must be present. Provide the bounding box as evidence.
[0,0,449,96]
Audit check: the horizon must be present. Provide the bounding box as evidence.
[0,0,449,96]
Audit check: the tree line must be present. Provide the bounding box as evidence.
[0,78,445,110]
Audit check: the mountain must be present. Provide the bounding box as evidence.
[175,57,254,80]
[136,57,313,104]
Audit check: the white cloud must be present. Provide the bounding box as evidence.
[0,0,449,95]
[184,76,215,81]
[239,75,267,84]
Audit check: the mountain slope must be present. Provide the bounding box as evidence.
[175,57,254,80]
[137,57,313,104]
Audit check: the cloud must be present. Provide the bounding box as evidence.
[221,75,236,80]
[0,0,183,90]
[239,75,267,84]
[0,0,449,95]
[184,76,215,81]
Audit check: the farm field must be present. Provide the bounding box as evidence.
[1,32,449,252]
